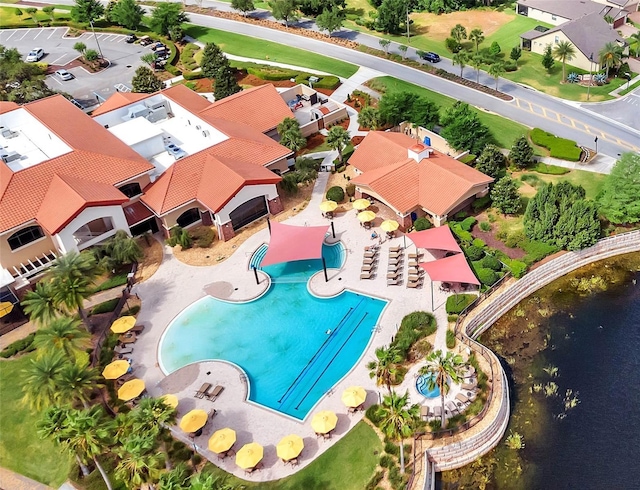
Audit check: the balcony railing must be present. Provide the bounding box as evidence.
[11,249,60,279]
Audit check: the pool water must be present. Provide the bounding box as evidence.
[416,373,440,398]
[159,242,387,420]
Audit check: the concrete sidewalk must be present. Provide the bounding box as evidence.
[0,467,54,490]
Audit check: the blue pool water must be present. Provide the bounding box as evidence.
[416,373,440,398]
[159,242,387,420]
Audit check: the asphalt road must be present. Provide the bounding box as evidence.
[0,27,149,104]
[580,91,640,131]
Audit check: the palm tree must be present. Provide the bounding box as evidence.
[376,390,419,473]
[32,317,91,361]
[599,41,624,76]
[190,471,241,490]
[552,40,576,82]
[450,23,467,43]
[469,28,484,54]
[630,32,640,57]
[38,407,91,477]
[326,126,351,164]
[21,281,61,325]
[21,350,66,411]
[58,360,103,409]
[453,50,470,78]
[100,230,143,270]
[471,55,484,84]
[357,106,380,130]
[158,463,189,490]
[277,117,306,152]
[488,62,505,91]
[115,433,164,489]
[50,251,99,329]
[130,397,177,470]
[420,349,465,428]
[367,346,402,392]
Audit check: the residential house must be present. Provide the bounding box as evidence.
[516,0,635,27]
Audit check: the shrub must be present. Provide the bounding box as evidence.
[447,314,458,322]
[190,226,215,248]
[459,217,477,232]
[479,221,491,232]
[532,163,570,175]
[504,60,517,72]
[280,173,298,195]
[482,254,503,271]
[166,226,192,249]
[449,222,472,243]
[90,298,120,315]
[346,183,356,197]
[504,258,527,278]
[504,231,526,248]
[122,305,141,316]
[472,195,492,210]
[476,267,499,286]
[165,64,182,76]
[183,71,205,80]
[0,333,36,358]
[384,440,399,457]
[530,128,582,161]
[445,294,477,314]
[391,311,437,361]
[365,471,385,490]
[326,186,345,202]
[365,404,382,426]
[522,239,558,264]
[489,41,501,55]
[413,216,432,231]
[379,454,395,468]
[464,245,484,261]
[446,329,456,349]
[93,274,128,293]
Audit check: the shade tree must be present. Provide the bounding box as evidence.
[269,0,299,27]
[149,2,188,36]
[231,0,255,16]
[475,144,506,180]
[491,176,521,215]
[509,135,534,168]
[131,66,164,93]
[316,8,345,36]
[72,0,105,23]
[597,152,640,225]
[440,101,493,155]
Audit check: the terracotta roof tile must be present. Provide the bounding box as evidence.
[90,92,150,117]
[349,131,417,172]
[210,138,291,166]
[162,84,212,113]
[123,200,154,226]
[198,85,293,133]
[0,101,19,114]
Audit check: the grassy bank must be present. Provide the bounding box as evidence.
[368,76,530,149]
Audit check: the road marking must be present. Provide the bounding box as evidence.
[49,76,63,86]
[50,54,67,65]
[47,29,58,39]
[18,30,29,40]
[570,120,576,128]
[3,30,17,41]
[33,28,44,40]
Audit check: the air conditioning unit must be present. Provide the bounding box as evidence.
[195,125,202,131]
[202,130,210,138]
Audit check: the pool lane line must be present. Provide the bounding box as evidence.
[277,305,357,405]
[294,312,369,411]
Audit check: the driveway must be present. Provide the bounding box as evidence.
[0,27,150,104]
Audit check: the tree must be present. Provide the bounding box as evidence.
[524,182,601,250]
[316,8,344,36]
[358,106,380,130]
[452,50,469,78]
[269,0,299,27]
[115,433,164,488]
[277,117,306,151]
[440,102,493,155]
[200,42,227,79]
[299,0,346,16]
[419,349,465,428]
[378,91,419,126]
[85,49,99,62]
[149,2,188,36]
[132,66,164,93]
[509,135,534,168]
[38,407,90,477]
[410,99,439,130]
[326,126,351,163]
[450,24,467,43]
[376,0,408,34]
[488,62,505,91]
[32,317,91,361]
[111,0,143,30]
[469,28,484,54]
[541,44,554,72]
[597,153,640,225]
[376,390,419,473]
[231,0,255,15]
[491,176,521,215]
[475,144,506,179]
[599,41,624,77]
[471,54,483,83]
[43,5,56,21]
[72,0,105,23]
[510,46,522,66]
[130,397,177,470]
[629,32,640,57]
[379,39,391,54]
[213,64,242,100]
[158,464,190,489]
[99,230,143,270]
[367,345,401,391]
[398,44,408,60]
[73,42,87,56]
[168,25,184,43]
[140,52,157,67]
[552,40,576,82]
[21,281,61,325]
[21,351,66,411]
[445,37,462,54]
[58,360,103,409]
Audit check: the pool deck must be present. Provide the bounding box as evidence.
[131,170,467,481]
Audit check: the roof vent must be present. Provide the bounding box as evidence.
[202,130,210,138]
[408,143,431,162]
[195,125,202,131]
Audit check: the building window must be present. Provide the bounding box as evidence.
[555,36,559,43]
[118,182,142,199]
[73,218,114,247]
[551,15,556,20]
[7,225,45,250]
[176,208,201,228]
[230,196,268,231]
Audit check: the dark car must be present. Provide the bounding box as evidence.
[125,34,137,43]
[420,51,441,63]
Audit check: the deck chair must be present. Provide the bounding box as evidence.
[461,382,476,391]
[114,345,133,355]
[387,278,401,286]
[408,252,423,259]
[360,272,373,280]
[363,257,377,265]
[129,325,145,334]
[387,271,400,279]
[361,264,374,272]
[116,373,135,386]
[387,265,399,273]
[408,260,419,268]
[195,382,212,399]
[207,385,224,401]
[407,281,421,289]
[364,252,376,259]
[420,405,429,421]
[433,406,442,418]
[455,393,469,405]
[389,246,402,253]
[388,258,402,266]
[118,335,137,344]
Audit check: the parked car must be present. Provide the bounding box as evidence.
[54,69,74,81]
[125,34,137,43]
[155,48,169,60]
[26,48,44,62]
[139,36,152,46]
[150,42,166,51]
[420,51,441,63]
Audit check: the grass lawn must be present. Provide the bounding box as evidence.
[182,24,358,78]
[483,13,551,52]
[515,168,606,199]
[369,76,530,149]
[0,6,71,26]
[619,78,640,96]
[202,421,382,489]
[0,353,74,486]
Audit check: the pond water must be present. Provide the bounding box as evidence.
[440,252,640,489]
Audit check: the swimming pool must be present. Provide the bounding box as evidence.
[159,242,387,420]
[416,372,440,398]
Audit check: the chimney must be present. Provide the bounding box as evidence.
[408,143,432,162]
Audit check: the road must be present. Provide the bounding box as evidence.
[580,91,640,131]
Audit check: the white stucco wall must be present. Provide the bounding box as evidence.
[54,205,130,254]
[530,32,598,71]
[214,184,279,224]
[519,7,569,26]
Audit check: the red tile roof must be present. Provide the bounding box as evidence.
[162,84,212,114]
[36,175,128,234]
[90,92,149,117]
[0,101,19,114]
[123,200,154,226]
[351,132,493,216]
[198,85,293,133]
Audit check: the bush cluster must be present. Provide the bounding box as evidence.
[182,71,205,80]
[530,128,582,161]
[189,226,215,248]
[326,186,345,202]
[445,294,477,314]
[464,245,484,261]
[390,311,437,361]
[475,267,499,286]
[533,162,570,175]
[413,216,432,231]
[446,329,456,349]
[472,195,492,211]
[365,404,382,425]
[90,298,120,315]
[0,332,36,358]
[179,43,200,71]
[244,65,340,89]
[481,254,502,271]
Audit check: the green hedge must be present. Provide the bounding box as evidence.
[93,274,128,293]
[165,64,182,76]
[530,128,582,161]
[458,154,477,165]
[0,332,36,358]
[481,255,502,271]
[243,65,340,89]
[391,311,436,361]
[532,162,570,175]
[90,298,120,315]
[464,245,484,261]
[446,329,456,349]
[183,71,205,80]
[522,239,558,265]
[445,294,477,314]
[326,186,345,202]
[503,258,527,278]
[179,43,200,71]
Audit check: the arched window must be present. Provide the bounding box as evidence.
[118,182,142,198]
[176,208,201,228]
[7,225,45,250]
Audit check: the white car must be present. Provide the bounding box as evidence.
[54,69,74,81]
[26,48,44,62]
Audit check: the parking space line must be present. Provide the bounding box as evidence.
[47,29,58,39]
[49,76,63,86]
[3,30,18,41]
[18,30,30,40]
[50,54,68,65]
[33,28,44,40]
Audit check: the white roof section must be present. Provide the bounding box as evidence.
[108,117,164,146]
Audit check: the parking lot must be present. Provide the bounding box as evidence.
[0,27,153,106]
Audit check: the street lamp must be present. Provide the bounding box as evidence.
[594,136,598,154]
[89,19,104,60]
[587,52,593,101]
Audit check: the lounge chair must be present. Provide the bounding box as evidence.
[407,281,421,289]
[206,385,224,401]
[114,345,133,355]
[387,271,400,279]
[446,401,459,416]
[118,335,137,344]
[408,253,423,259]
[420,405,430,421]
[389,251,402,259]
[361,264,374,272]
[364,251,377,258]
[455,393,470,405]
[360,272,373,280]
[116,373,135,385]
[389,246,402,253]
[387,265,399,273]
[408,260,419,268]
[388,258,402,266]
[461,382,476,391]
[129,325,145,334]
[433,406,442,418]
[387,278,401,286]
[363,257,376,265]
[195,382,212,399]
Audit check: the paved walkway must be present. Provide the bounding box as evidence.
[0,467,54,490]
[330,66,385,103]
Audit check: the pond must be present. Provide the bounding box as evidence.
[440,252,640,489]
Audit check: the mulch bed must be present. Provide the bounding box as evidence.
[351,135,365,146]
[300,133,326,152]
[472,220,526,259]
[187,72,336,95]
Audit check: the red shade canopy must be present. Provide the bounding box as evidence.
[419,254,480,285]
[260,221,330,267]
[407,226,462,254]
